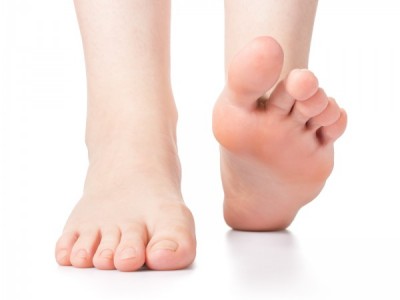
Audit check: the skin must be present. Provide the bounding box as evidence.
[55,0,346,271]
[55,0,196,271]
[218,0,346,230]
[213,36,347,231]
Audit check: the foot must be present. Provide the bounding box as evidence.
[55,113,196,271]
[213,37,347,231]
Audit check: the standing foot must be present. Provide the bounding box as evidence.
[56,107,196,271]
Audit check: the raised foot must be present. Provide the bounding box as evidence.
[213,36,347,231]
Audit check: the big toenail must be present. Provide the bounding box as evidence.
[76,249,88,259]
[99,249,113,259]
[120,248,137,260]
[151,240,178,252]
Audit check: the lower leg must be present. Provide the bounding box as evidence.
[214,0,346,230]
[224,0,318,77]
[55,0,196,271]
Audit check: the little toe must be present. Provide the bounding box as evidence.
[70,229,100,268]
[114,223,147,272]
[93,226,121,270]
[55,231,79,266]
[290,89,329,124]
[308,98,341,128]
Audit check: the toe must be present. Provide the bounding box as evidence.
[308,98,341,128]
[114,222,147,272]
[226,36,284,110]
[317,109,348,144]
[55,231,78,266]
[267,69,320,116]
[93,225,121,270]
[147,232,196,271]
[286,69,319,101]
[70,229,100,268]
[146,205,196,270]
[290,89,329,124]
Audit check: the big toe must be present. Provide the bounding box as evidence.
[226,36,284,109]
[146,205,196,270]
[146,233,196,271]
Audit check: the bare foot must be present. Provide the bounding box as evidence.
[55,109,196,271]
[213,37,347,231]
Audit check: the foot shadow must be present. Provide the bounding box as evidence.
[225,230,311,294]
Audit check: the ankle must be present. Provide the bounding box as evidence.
[83,135,182,195]
[85,86,179,147]
[86,106,179,155]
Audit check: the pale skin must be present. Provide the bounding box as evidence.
[55,0,347,271]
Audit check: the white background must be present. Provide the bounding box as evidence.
[1,1,400,299]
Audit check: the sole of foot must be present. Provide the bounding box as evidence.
[213,36,347,231]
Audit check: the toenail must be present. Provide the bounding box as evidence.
[99,249,113,259]
[120,247,137,260]
[76,249,88,259]
[56,249,68,261]
[151,240,178,252]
